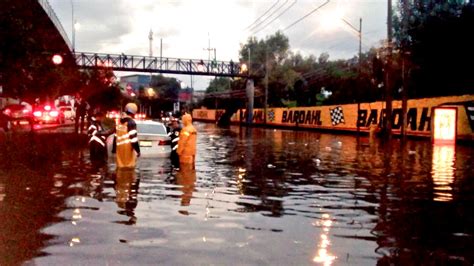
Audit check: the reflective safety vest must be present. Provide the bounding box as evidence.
[115,120,139,168]
[168,127,181,152]
[88,119,106,147]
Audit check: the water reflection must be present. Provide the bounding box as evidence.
[431,144,455,202]
[313,213,336,265]
[115,168,139,224]
[176,164,196,207]
[1,126,474,265]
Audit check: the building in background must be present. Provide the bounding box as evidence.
[119,74,151,93]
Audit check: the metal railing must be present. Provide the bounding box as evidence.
[74,52,262,78]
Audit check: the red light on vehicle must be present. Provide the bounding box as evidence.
[3,109,11,116]
[49,110,59,117]
[33,111,42,117]
[44,105,51,111]
[135,113,146,119]
[158,140,170,146]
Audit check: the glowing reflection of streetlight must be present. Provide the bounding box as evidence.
[69,237,81,247]
[431,144,455,202]
[0,183,5,202]
[313,213,336,265]
[72,208,82,220]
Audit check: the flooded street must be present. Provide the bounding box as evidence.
[1,123,474,265]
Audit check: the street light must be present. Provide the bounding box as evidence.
[52,54,63,65]
[71,0,80,52]
[239,63,248,74]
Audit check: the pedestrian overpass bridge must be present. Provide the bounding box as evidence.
[73,52,257,78]
[30,0,260,79]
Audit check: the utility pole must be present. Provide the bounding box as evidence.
[358,18,362,135]
[341,17,363,134]
[203,33,216,71]
[71,0,75,52]
[148,29,153,117]
[401,55,408,139]
[248,48,251,76]
[400,0,410,141]
[264,49,269,125]
[384,0,393,139]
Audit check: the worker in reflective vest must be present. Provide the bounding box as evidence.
[87,111,110,163]
[113,103,140,168]
[168,118,181,169]
[177,113,197,167]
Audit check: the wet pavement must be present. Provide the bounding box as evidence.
[1,122,473,265]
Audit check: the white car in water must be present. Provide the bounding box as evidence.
[107,120,171,158]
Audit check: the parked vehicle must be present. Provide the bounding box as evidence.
[0,104,33,131]
[107,120,171,158]
[59,106,75,121]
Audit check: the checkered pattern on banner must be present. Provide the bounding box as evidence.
[466,103,474,131]
[329,106,345,126]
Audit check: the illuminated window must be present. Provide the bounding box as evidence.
[433,107,457,144]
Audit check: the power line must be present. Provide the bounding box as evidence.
[283,0,330,31]
[245,0,281,30]
[251,0,298,35]
[248,0,289,32]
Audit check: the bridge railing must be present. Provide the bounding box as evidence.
[37,0,72,50]
[74,52,263,78]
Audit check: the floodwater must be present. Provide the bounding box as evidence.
[1,123,473,265]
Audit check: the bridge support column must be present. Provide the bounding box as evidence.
[246,79,254,124]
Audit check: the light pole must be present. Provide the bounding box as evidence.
[71,0,74,51]
[71,0,76,52]
[342,17,362,134]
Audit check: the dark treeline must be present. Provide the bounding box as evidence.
[204,1,474,109]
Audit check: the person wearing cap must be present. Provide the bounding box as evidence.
[87,111,112,164]
[177,113,197,168]
[113,103,141,168]
[168,118,181,169]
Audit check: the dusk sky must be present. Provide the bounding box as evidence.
[49,0,389,90]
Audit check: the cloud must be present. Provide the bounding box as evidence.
[49,0,387,90]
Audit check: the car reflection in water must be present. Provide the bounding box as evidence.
[115,168,139,225]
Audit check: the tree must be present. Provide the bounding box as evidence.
[393,0,473,98]
[206,77,231,93]
[0,0,79,102]
[238,31,296,107]
[150,75,180,101]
